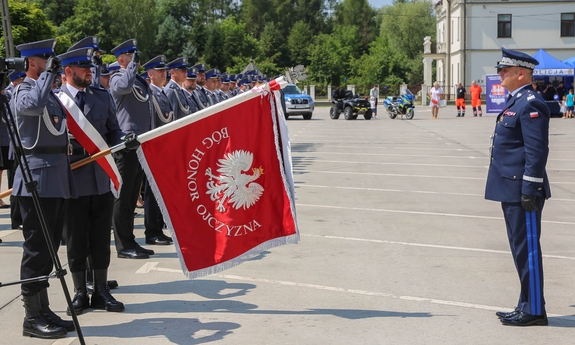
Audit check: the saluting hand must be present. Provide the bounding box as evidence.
[46,56,61,75]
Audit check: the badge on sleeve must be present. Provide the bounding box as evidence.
[530,112,539,118]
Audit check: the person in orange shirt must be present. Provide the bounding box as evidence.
[470,80,483,117]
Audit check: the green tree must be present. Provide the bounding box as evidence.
[219,17,258,69]
[33,0,78,27]
[241,0,274,38]
[334,0,378,52]
[60,0,113,52]
[154,15,188,58]
[380,0,435,60]
[203,23,225,70]
[380,0,435,84]
[107,0,157,59]
[258,22,288,67]
[0,0,57,57]
[287,21,313,67]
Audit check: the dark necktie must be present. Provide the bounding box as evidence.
[76,90,85,110]
[506,93,512,102]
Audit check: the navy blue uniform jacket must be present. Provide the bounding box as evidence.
[485,85,551,202]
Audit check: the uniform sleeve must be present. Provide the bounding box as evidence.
[520,97,550,197]
[103,90,124,145]
[15,72,55,116]
[90,65,101,89]
[109,60,138,96]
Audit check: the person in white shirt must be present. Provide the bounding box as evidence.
[429,81,443,120]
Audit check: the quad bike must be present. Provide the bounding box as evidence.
[330,88,372,120]
[383,89,415,120]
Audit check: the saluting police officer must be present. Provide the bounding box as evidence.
[164,57,196,119]
[109,39,155,259]
[142,55,174,245]
[11,38,76,339]
[486,48,551,326]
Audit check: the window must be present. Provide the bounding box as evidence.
[561,13,575,37]
[498,14,512,38]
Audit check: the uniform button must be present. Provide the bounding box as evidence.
[504,123,507,126]
[513,176,516,179]
[538,188,542,190]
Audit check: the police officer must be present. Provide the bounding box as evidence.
[226,74,236,98]
[12,38,76,339]
[142,55,174,245]
[109,39,155,259]
[486,47,551,326]
[58,47,134,315]
[4,70,26,100]
[164,57,196,119]
[182,67,204,110]
[67,36,105,89]
[203,69,220,106]
[1,71,26,216]
[191,63,208,108]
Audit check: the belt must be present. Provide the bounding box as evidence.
[23,146,68,155]
[71,148,88,156]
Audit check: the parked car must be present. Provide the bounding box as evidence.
[283,84,315,120]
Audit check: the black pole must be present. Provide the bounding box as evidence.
[0,77,86,345]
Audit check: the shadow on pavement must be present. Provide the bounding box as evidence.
[113,279,256,299]
[81,317,240,344]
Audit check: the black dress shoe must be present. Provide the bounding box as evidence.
[117,248,149,259]
[160,233,173,242]
[501,312,548,326]
[146,236,171,245]
[136,245,155,255]
[496,310,519,319]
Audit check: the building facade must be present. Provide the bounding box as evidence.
[424,0,575,99]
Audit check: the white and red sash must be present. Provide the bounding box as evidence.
[57,91,122,197]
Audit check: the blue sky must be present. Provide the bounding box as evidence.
[368,0,394,8]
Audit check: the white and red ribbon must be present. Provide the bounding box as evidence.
[57,91,122,197]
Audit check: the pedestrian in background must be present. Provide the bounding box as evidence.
[470,80,482,117]
[456,82,466,117]
[370,85,378,117]
[429,81,442,120]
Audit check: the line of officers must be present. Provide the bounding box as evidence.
[1,36,271,340]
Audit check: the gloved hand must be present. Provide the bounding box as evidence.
[45,56,62,75]
[92,52,103,66]
[520,194,537,211]
[132,50,140,64]
[122,133,140,151]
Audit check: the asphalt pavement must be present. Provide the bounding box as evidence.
[1,105,574,344]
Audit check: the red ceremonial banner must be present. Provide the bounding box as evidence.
[137,91,299,278]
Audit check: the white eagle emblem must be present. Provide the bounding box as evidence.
[205,150,264,212]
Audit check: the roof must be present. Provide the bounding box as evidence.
[532,49,574,76]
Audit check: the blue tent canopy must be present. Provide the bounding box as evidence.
[532,49,574,76]
[563,56,575,67]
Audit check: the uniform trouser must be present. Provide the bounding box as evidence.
[19,196,67,296]
[144,180,165,239]
[66,192,114,273]
[112,150,145,252]
[501,199,546,315]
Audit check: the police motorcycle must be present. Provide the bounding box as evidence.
[383,89,415,120]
